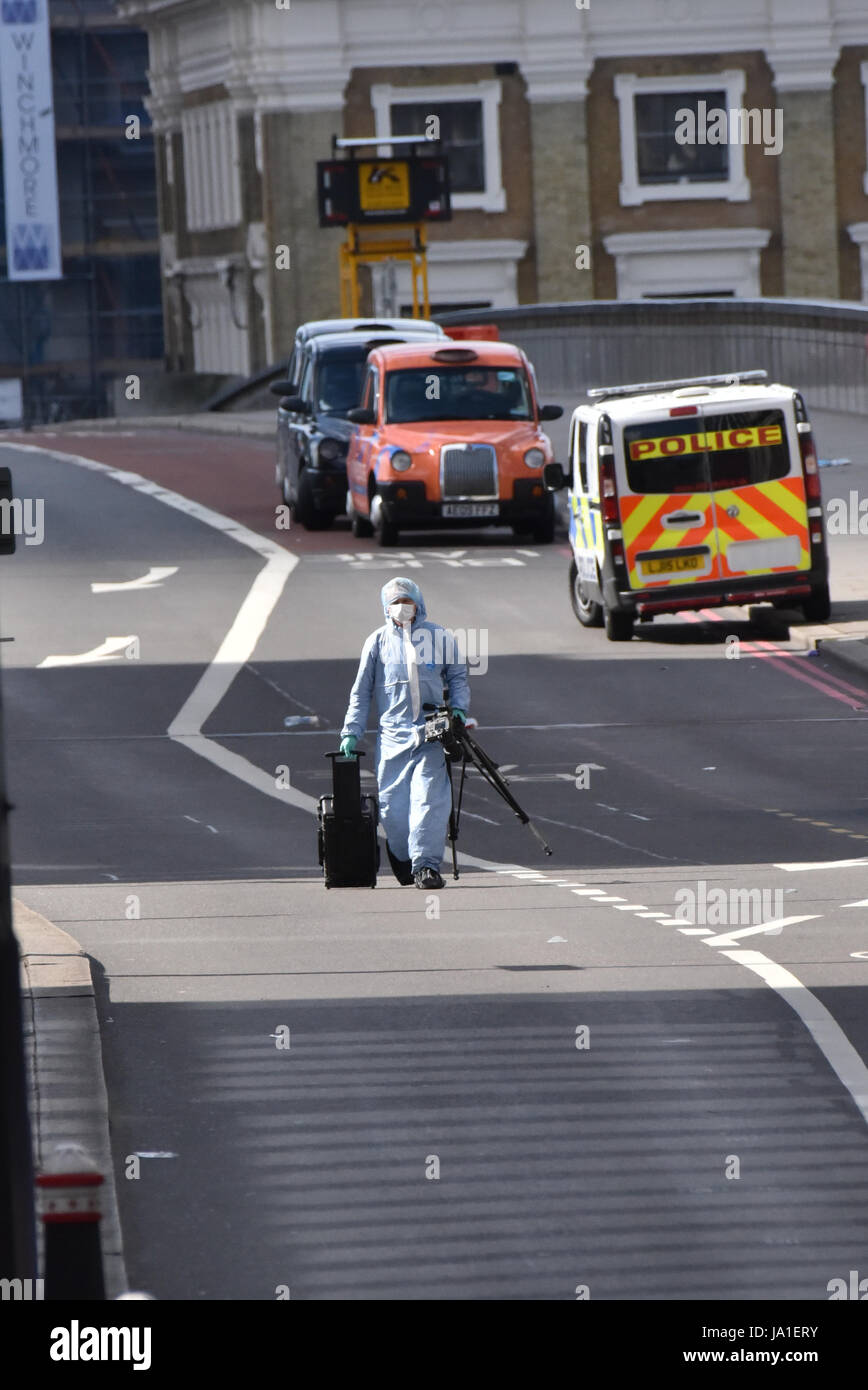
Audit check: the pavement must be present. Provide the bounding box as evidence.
[4,400,868,1298]
[16,900,126,1298]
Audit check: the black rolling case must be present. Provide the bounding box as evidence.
[317,751,380,888]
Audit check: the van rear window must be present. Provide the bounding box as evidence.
[624,410,791,494]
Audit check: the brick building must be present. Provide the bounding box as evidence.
[118,0,868,379]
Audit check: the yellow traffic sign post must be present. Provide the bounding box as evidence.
[339,223,429,317]
[318,136,450,319]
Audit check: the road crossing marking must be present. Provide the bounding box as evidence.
[92,566,178,593]
[700,914,820,948]
[38,636,137,668]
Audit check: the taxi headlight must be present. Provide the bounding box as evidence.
[391,449,413,472]
[524,447,545,469]
[317,437,342,463]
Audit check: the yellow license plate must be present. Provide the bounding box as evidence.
[641,553,704,576]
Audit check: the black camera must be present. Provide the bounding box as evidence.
[423,703,463,756]
[424,705,453,742]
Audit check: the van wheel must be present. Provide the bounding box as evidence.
[604,605,634,642]
[801,583,831,624]
[569,560,603,627]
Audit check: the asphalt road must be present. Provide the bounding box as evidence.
[2,425,868,1300]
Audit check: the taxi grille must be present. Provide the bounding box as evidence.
[440,444,497,499]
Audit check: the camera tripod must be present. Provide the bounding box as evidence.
[425,705,553,880]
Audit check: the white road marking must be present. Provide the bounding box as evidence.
[614,903,648,911]
[679,927,713,935]
[636,912,670,918]
[38,636,137,668]
[718,949,868,1124]
[592,895,628,904]
[534,813,676,861]
[92,566,178,593]
[776,857,868,871]
[572,888,608,896]
[701,915,821,947]
[134,1151,178,1159]
[844,899,868,907]
[547,936,567,943]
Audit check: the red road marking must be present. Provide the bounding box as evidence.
[686,609,867,711]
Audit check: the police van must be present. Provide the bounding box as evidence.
[544,371,830,641]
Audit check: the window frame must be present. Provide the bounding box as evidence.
[370,80,506,213]
[614,71,751,207]
[860,62,868,196]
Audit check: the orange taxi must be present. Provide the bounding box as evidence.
[345,340,563,545]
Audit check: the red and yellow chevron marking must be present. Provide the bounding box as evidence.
[715,476,810,576]
[618,475,810,589]
[619,492,719,587]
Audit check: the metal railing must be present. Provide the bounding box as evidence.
[436,299,868,415]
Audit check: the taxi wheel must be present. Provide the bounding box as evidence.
[569,560,603,627]
[531,512,555,544]
[604,605,634,642]
[348,489,374,538]
[371,492,399,548]
[801,583,831,624]
[294,472,332,531]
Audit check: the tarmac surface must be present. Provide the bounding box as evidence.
[4,399,868,1299]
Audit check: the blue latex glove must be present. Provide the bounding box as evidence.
[339,735,358,758]
[453,709,467,724]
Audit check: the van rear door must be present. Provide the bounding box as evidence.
[700,404,810,581]
[617,410,721,591]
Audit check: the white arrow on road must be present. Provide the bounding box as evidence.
[38,636,137,668]
[701,914,821,948]
[91,566,178,593]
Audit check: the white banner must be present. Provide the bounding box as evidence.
[0,0,61,280]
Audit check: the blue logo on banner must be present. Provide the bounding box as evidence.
[1,0,37,21]
[12,224,51,272]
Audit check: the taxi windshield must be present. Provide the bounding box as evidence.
[314,353,367,414]
[384,366,532,423]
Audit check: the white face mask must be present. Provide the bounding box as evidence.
[389,601,416,624]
